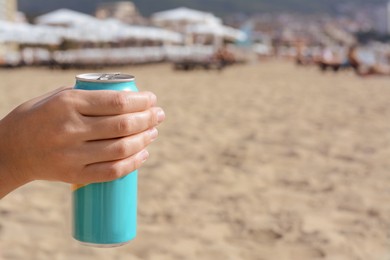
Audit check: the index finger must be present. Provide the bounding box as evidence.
[75,90,157,116]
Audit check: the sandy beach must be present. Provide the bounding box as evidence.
[0,61,390,260]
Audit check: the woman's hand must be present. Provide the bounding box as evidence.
[0,87,165,198]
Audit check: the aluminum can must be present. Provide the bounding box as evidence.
[72,73,138,247]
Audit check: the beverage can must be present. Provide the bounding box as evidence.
[72,72,138,247]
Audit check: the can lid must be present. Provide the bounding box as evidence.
[76,73,135,83]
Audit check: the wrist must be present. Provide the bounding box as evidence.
[0,162,30,199]
[0,118,31,198]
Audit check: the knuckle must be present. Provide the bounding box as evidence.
[53,124,71,141]
[133,137,145,152]
[55,90,74,104]
[148,109,158,126]
[49,90,75,111]
[145,91,156,106]
[111,93,129,112]
[121,158,138,176]
[133,156,143,170]
[56,121,79,138]
[143,132,150,145]
[116,117,132,134]
[112,141,129,157]
[128,158,138,172]
[105,164,124,181]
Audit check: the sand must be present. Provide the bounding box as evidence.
[0,61,390,260]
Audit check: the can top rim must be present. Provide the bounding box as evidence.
[76,73,135,83]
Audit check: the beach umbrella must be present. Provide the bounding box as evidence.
[151,7,221,25]
[70,19,123,43]
[0,21,61,45]
[35,8,98,27]
[60,19,183,44]
[186,23,247,42]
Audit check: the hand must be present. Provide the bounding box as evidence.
[0,87,165,198]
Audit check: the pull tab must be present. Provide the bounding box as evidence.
[97,73,121,80]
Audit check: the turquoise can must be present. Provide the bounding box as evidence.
[73,73,138,247]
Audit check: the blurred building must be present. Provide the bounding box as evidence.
[95,1,145,24]
[0,0,17,21]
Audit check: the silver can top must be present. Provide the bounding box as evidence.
[76,73,135,83]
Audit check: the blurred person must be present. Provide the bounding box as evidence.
[339,45,359,73]
[317,46,344,72]
[0,87,165,199]
[294,40,311,66]
[346,45,390,76]
[214,44,235,70]
[319,45,390,76]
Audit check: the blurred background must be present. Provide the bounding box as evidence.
[1,0,390,259]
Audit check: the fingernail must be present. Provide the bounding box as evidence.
[139,150,149,163]
[149,128,158,142]
[157,109,165,123]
